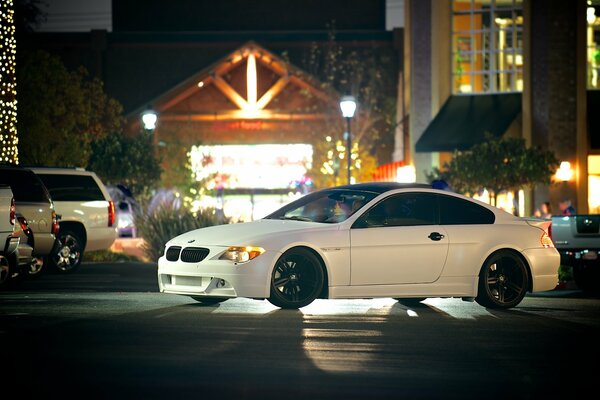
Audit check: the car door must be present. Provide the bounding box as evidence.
[350,192,449,285]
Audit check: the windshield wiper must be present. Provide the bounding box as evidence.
[279,215,313,222]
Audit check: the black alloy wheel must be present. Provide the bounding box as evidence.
[51,230,83,273]
[268,248,324,309]
[476,250,528,309]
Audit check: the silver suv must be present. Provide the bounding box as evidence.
[0,166,59,276]
[31,168,117,272]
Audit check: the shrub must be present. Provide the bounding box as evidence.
[84,250,141,263]
[135,203,228,262]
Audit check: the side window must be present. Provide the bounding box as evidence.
[438,194,495,225]
[0,170,51,203]
[353,193,437,228]
[37,174,104,201]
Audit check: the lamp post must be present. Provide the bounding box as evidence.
[339,96,357,184]
[141,108,158,132]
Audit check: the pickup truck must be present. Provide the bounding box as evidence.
[551,214,600,292]
[0,185,20,286]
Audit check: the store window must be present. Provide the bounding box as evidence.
[588,3,600,89]
[589,155,600,214]
[452,0,523,94]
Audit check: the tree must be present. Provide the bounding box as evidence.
[288,27,397,187]
[88,132,162,199]
[428,135,559,208]
[16,50,123,167]
[1,0,19,164]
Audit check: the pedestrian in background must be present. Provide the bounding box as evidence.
[534,201,552,219]
[559,199,576,216]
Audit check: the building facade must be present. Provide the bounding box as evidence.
[403,0,599,215]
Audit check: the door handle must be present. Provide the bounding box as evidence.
[428,232,445,241]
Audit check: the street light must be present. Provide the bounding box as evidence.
[339,95,357,184]
[141,108,158,131]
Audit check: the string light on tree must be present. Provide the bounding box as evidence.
[0,0,19,164]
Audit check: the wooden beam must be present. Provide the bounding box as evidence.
[256,77,288,110]
[157,76,213,112]
[212,76,248,110]
[159,110,330,121]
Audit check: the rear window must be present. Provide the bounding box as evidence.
[37,174,105,201]
[0,169,51,203]
[438,194,495,225]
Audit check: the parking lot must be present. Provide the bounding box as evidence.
[1,261,598,399]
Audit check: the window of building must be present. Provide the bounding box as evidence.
[588,4,600,89]
[438,194,496,225]
[452,0,523,94]
[353,193,437,228]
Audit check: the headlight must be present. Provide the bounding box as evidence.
[219,246,265,263]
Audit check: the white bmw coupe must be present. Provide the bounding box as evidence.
[158,183,559,309]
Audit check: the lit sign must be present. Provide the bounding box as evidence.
[190,144,313,189]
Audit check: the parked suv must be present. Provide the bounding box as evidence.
[30,168,117,272]
[0,166,59,277]
[0,185,19,286]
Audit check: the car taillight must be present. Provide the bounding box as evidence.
[541,230,554,248]
[9,197,15,226]
[17,215,28,231]
[51,210,60,236]
[108,201,115,227]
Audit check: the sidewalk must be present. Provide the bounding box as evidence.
[110,237,150,262]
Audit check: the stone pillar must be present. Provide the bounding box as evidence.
[407,0,433,182]
[530,0,588,214]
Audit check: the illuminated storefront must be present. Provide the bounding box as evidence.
[127,43,338,221]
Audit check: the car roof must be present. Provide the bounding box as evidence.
[329,182,432,194]
[26,166,95,176]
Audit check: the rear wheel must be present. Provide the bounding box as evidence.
[0,255,10,287]
[50,230,83,273]
[27,257,45,278]
[190,296,228,305]
[476,250,528,309]
[268,248,324,309]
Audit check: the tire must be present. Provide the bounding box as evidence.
[190,296,228,305]
[50,230,83,273]
[26,257,45,278]
[0,255,10,287]
[476,250,529,309]
[268,248,324,309]
[395,298,427,306]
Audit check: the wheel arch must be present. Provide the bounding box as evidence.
[272,244,330,299]
[478,247,533,293]
[57,221,87,251]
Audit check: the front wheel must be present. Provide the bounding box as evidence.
[268,248,324,309]
[476,250,529,309]
[50,230,83,273]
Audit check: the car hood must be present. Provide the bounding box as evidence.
[168,219,329,248]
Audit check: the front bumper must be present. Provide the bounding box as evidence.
[522,248,560,292]
[157,245,280,299]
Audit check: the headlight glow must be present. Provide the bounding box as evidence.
[219,246,265,263]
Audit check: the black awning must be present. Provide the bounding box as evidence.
[589,90,600,150]
[415,93,522,152]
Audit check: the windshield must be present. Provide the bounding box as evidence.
[264,189,379,224]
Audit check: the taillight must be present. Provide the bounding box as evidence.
[51,211,60,236]
[541,230,554,248]
[108,201,115,227]
[9,197,15,226]
[17,215,28,231]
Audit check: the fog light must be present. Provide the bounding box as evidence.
[217,279,226,288]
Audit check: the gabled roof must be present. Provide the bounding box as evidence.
[127,41,340,125]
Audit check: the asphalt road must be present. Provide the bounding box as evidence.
[1,262,599,400]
